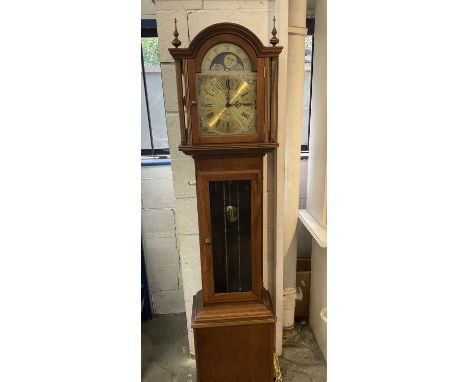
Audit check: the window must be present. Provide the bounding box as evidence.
[141,20,169,157]
[301,18,315,152]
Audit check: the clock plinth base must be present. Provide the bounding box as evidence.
[191,288,276,382]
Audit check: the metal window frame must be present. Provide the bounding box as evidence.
[141,19,170,157]
[301,17,315,153]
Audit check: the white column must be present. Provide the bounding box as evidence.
[306,0,327,360]
[282,0,307,329]
[273,0,289,356]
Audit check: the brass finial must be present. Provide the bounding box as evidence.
[270,16,279,46]
[172,18,181,48]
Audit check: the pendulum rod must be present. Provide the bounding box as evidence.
[223,181,229,292]
[237,181,241,291]
[228,181,232,291]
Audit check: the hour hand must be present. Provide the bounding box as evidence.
[225,78,231,106]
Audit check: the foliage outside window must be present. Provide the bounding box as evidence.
[142,37,160,66]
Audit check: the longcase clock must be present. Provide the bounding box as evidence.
[169,19,282,382]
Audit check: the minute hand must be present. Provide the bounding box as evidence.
[228,81,249,104]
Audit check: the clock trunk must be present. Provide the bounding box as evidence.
[196,156,263,304]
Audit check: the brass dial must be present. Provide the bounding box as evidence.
[197,42,256,136]
[197,74,256,135]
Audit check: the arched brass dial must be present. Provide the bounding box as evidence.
[197,42,256,136]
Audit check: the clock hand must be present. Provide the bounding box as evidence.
[228,81,249,104]
[210,78,227,100]
[208,107,227,128]
[226,78,234,108]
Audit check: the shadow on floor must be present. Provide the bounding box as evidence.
[142,314,326,381]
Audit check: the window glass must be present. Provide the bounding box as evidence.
[301,35,313,149]
[141,36,169,153]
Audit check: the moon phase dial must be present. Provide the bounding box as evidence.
[201,43,251,72]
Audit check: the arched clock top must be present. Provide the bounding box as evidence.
[169,22,282,59]
[195,35,259,73]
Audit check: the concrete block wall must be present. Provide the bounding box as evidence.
[154,0,276,355]
[141,165,185,315]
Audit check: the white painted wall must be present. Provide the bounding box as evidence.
[141,164,185,315]
[306,0,326,225]
[306,0,327,360]
[310,240,326,359]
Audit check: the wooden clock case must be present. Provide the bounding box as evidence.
[169,21,282,381]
